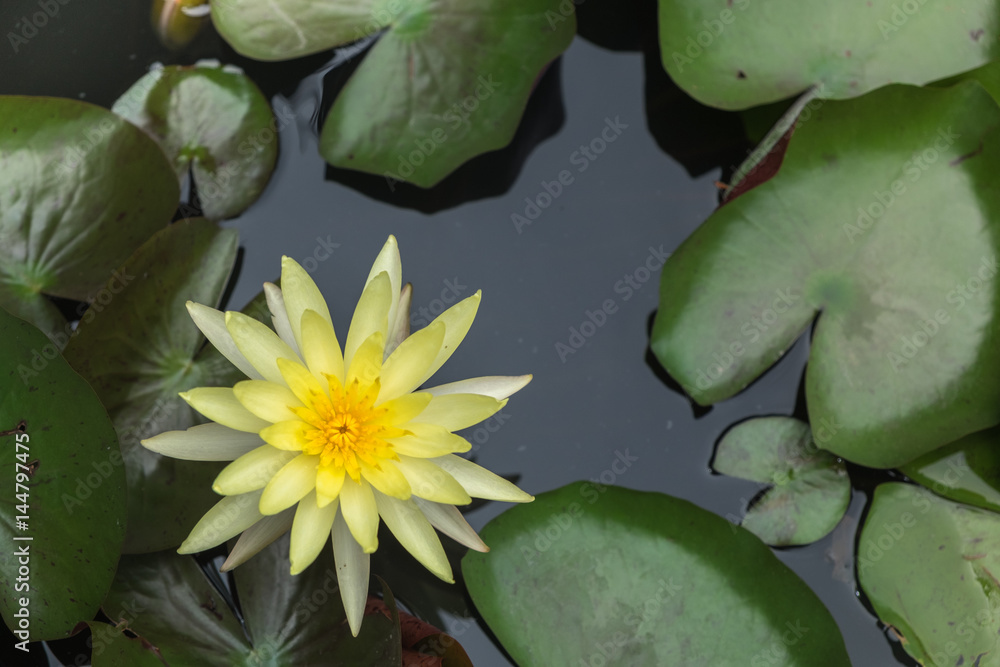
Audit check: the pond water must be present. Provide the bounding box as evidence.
[0,1,915,664]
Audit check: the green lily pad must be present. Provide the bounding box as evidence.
[87,621,168,667]
[63,218,246,553]
[858,483,1000,666]
[651,78,1000,469]
[0,307,126,640]
[112,63,278,221]
[0,96,179,340]
[901,425,1000,514]
[713,417,850,546]
[211,0,575,187]
[462,482,850,666]
[658,0,998,110]
[103,536,401,665]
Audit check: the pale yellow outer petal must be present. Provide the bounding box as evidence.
[384,423,471,458]
[259,454,319,515]
[141,423,263,461]
[213,445,298,495]
[276,357,327,406]
[264,282,300,356]
[339,478,379,552]
[260,421,311,451]
[300,309,344,385]
[344,272,391,370]
[418,292,481,386]
[186,302,264,381]
[378,320,444,403]
[179,490,264,554]
[281,256,334,351]
[332,509,370,638]
[412,497,488,553]
[317,467,346,507]
[226,311,301,385]
[233,380,304,424]
[412,395,507,432]
[423,374,532,401]
[385,283,412,359]
[180,388,270,433]
[289,491,339,575]
[374,492,453,583]
[221,508,294,571]
[364,235,402,341]
[394,456,471,505]
[430,455,534,503]
[375,392,431,423]
[359,460,411,500]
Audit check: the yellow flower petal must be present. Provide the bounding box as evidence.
[412,394,507,431]
[360,460,411,500]
[365,235,402,342]
[424,374,532,401]
[413,497,488,553]
[142,423,263,461]
[226,311,300,385]
[300,309,344,384]
[379,320,445,402]
[344,271,391,370]
[376,391,432,423]
[213,445,297,495]
[394,456,471,505]
[317,467,346,507]
[259,454,318,515]
[233,380,304,424]
[186,302,264,380]
[264,282,300,355]
[419,292,481,385]
[431,454,534,502]
[221,508,294,571]
[332,509,369,637]
[339,478,379,552]
[385,283,412,358]
[384,423,471,458]
[276,357,327,406]
[281,256,334,351]
[260,420,311,451]
[290,490,339,575]
[178,490,264,554]
[346,331,385,388]
[374,493,453,583]
[180,388,270,433]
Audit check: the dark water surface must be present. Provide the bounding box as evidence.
[0,1,913,665]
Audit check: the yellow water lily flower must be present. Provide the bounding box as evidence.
[141,236,532,635]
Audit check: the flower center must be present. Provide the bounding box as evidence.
[296,378,397,482]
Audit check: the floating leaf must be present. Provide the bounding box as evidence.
[0,96,178,340]
[87,621,168,667]
[63,218,248,553]
[103,536,401,665]
[651,79,1000,468]
[901,425,1000,514]
[211,0,575,186]
[713,417,850,546]
[463,482,850,666]
[112,63,278,221]
[0,307,126,640]
[658,0,998,110]
[858,483,1000,667]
